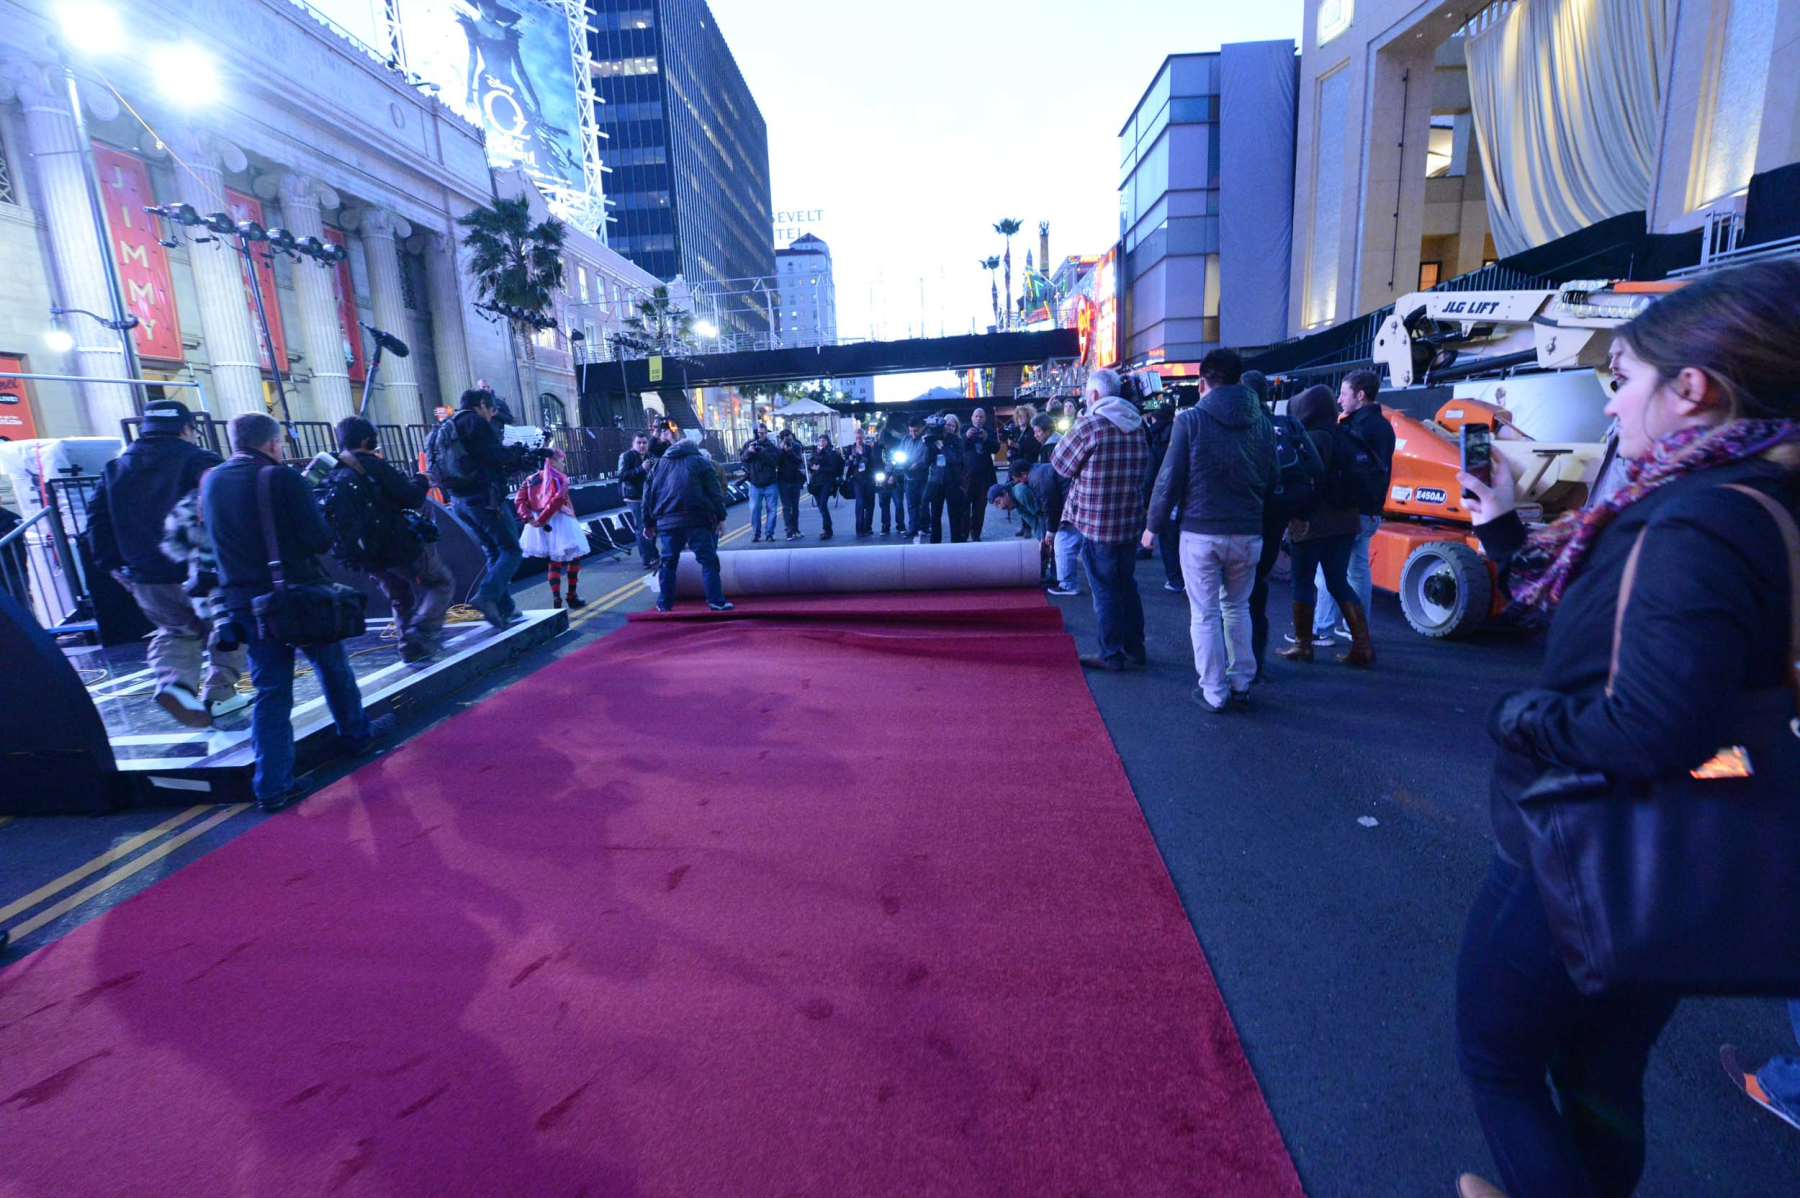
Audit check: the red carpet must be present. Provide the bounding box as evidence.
[0,590,1302,1197]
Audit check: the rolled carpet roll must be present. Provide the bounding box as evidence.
[673,538,1041,598]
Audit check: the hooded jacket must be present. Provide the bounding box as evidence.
[1145,383,1277,536]
[87,434,223,584]
[643,439,728,533]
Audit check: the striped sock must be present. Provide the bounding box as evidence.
[547,560,563,605]
[565,558,581,600]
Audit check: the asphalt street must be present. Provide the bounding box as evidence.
[5,484,1797,1196]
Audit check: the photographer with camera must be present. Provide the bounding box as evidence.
[204,413,394,812]
[426,388,530,628]
[86,398,245,727]
[844,427,879,536]
[921,413,969,544]
[327,417,454,663]
[896,415,930,538]
[740,426,781,542]
[776,429,806,540]
[617,432,657,572]
[806,432,845,540]
[963,407,999,541]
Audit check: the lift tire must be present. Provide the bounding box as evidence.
[1399,541,1491,639]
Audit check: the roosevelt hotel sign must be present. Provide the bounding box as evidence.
[774,208,824,249]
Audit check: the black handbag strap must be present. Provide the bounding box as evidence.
[1606,483,1800,716]
[256,465,286,594]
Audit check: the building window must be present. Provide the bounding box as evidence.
[595,57,660,78]
[578,269,589,303]
[1418,261,1443,289]
[1317,0,1353,46]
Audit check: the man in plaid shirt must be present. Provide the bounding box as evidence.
[1051,369,1150,671]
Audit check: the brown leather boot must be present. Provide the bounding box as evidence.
[1338,603,1375,667]
[1276,602,1315,661]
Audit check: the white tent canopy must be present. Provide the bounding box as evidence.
[770,397,837,416]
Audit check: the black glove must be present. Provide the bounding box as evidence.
[1487,689,1562,757]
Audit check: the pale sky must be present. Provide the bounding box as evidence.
[705,0,1304,398]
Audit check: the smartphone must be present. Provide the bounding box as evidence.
[1460,424,1492,499]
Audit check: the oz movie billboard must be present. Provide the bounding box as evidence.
[401,0,584,196]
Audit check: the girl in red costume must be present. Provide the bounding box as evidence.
[515,449,591,609]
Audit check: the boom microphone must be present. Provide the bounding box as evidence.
[360,323,410,358]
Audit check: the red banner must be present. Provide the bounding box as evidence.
[224,190,288,375]
[91,146,185,363]
[323,226,366,382]
[0,355,40,442]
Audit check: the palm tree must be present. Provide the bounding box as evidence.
[979,256,1001,329]
[993,218,1023,328]
[457,196,566,419]
[621,285,696,356]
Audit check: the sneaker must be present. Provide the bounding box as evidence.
[1722,1045,1800,1131]
[1329,622,1352,642]
[1045,584,1079,597]
[155,683,212,729]
[1190,688,1229,714]
[643,572,661,595]
[751,534,762,543]
[206,690,251,719]
[655,603,674,614]
[1078,654,1124,672]
[470,598,505,628]
[257,782,310,814]
[1164,580,1183,592]
[708,600,735,612]
[1456,1176,1511,1198]
[566,594,587,610]
[1289,631,1337,648]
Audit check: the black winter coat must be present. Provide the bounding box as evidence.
[1145,384,1277,536]
[203,450,335,612]
[1343,403,1398,516]
[740,438,779,487]
[962,424,999,491]
[337,450,430,566]
[843,442,879,486]
[1481,459,1798,866]
[443,409,516,500]
[776,443,806,486]
[642,440,727,532]
[617,449,649,501]
[925,434,964,488]
[807,446,844,492]
[88,435,222,584]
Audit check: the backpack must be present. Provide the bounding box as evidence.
[315,459,392,569]
[423,414,475,490]
[1267,413,1326,520]
[1320,420,1390,511]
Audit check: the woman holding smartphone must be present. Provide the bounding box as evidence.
[1452,261,1800,1198]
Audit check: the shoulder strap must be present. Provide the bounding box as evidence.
[1607,484,1800,707]
[256,466,286,593]
[1723,484,1800,707]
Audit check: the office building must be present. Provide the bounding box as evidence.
[1118,42,1299,369]
[589,0,775,338]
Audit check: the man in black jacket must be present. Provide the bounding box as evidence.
[203,413,392,811]
[962,408,999,541]
[641,438,732,612]
[775,429,806,540]
[895,416,930,540]
[843,427,879,536]
[333,417,453,663]
[1144,347,1277,712]
[1141,404,1183,590]
[1312,369,1396,644]
[807,433,845,540]
[740,426,780,541]
[87,399,245,727]
[442,389,524,628]
[617,432,656,570]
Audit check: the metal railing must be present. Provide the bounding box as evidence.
[0,500,96,637]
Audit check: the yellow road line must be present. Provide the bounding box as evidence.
[5,805,250,941]
[0,804,215,924]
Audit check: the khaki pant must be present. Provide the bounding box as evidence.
[121,576,246,702]
[367,546,454,652]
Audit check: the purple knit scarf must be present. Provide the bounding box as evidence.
[1506,418,1800,618]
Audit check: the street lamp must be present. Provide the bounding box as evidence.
[150,43,218,107]
[694,319,718,339]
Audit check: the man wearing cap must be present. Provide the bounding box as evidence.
[88,399,246,726]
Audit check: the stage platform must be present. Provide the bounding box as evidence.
[58,609,568,808]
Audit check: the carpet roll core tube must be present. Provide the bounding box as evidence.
[672,538,1042,598]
